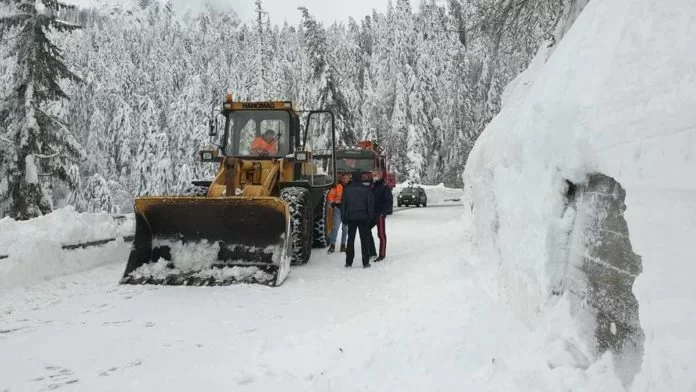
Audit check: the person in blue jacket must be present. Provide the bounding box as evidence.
[340,170,375,268]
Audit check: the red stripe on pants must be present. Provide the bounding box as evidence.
[377,215,387,258]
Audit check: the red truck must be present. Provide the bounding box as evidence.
[334,140,397,188]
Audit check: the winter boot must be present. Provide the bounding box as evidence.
[340,244,346,252]
[328,244,335,253]
[375,256,385,262]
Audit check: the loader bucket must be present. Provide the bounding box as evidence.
[120,196,292,287]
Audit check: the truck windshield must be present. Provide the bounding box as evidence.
[336,157,374,171]
[224,110,291,157]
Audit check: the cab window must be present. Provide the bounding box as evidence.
[224,110,291,157]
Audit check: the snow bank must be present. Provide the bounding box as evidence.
[393,182,464,205]
[464,0,696,390]
[0,207,133,289]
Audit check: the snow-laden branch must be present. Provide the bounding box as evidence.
[53,19,81,29]
[0,12,33,21]
[0,29,31,42]
[34,151,62,159]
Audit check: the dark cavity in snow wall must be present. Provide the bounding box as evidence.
[564,174,644,388]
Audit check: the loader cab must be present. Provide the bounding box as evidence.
[217,102,298,159]
[205,97,337,193]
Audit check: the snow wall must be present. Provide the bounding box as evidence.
[463,0,696,390]
[0,207,133,289]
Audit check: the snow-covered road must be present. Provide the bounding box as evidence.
[1,204,536,392]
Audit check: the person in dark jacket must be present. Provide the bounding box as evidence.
[340,170,375,268]
[367,169,393,261]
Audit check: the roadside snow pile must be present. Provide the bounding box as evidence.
[464,0,696,390]
[393,182,463,205]
[0,206,133,289]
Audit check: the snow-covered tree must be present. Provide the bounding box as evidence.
[0,0,84,219]
[65,164,84,210]
[82,173,114,213]
[300,7,357,144]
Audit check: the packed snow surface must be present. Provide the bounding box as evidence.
[464,0,696,390]
[0,204,625,391]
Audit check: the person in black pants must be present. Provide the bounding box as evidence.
[340,170,375,268]
[370,169,394,262]
[367,168,393,261]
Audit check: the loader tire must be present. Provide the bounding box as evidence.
[312,189,329,248]
[281,187,312,265]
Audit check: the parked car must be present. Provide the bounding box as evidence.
[397,186,427,207]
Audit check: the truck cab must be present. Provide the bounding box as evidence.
[334,140,397,187]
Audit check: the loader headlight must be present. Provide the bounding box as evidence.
[294,151,309,162]
[199,150,217,162]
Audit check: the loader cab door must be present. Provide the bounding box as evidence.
[298,111,336,187]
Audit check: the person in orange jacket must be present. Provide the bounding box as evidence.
[327,173,351,253]
[250,130,278,155]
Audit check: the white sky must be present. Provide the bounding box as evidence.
[70,0,388,26]
[228,0,388,26]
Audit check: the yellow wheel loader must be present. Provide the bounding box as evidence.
[120,97,336,286]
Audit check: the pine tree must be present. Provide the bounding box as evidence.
[390,70,409,176]
[359,73,379,141]
[66,163,84,210]
[83,173,114,213]
[0,0,85,219]
[299,7,357,145]
[366,10,394,151]
[247,0,269,99]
